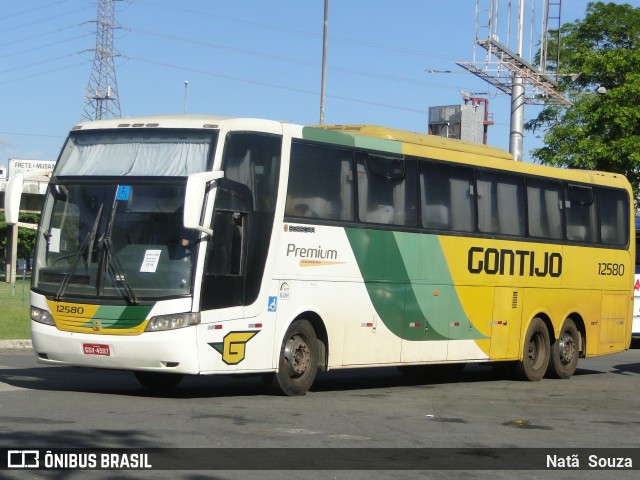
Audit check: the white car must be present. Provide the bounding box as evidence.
[634,273,640,337]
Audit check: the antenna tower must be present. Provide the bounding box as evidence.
[456,0,569,161]
[82,0,121,121]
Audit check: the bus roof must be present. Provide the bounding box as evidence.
[70,114,283,132]
[316,124,514,161]
[68,115,630,191]
[306,123,630,191]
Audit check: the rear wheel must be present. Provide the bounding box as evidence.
[134,371,184,390]
[513,317,550,381]
[547,318,579,379]
[271,320,318,396]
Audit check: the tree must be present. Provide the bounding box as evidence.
[0,211,40,269]
[526,2,640,198]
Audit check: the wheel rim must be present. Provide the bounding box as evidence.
[558,330,576,365]
[283,334,311,378]
[527,331,545,369]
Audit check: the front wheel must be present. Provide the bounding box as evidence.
[271,320,318,396]
[513,317,550,381]
[547,319,579,379]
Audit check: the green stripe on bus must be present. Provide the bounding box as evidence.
[81,305,152,329]
[302,127,403,154]
[345,228,486,341]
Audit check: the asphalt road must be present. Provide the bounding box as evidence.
[0,347,639,480]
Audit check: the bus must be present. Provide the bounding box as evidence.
[4,115,634,395]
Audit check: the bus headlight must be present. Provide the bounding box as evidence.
[31,306,54,326]
[145,312,200,332]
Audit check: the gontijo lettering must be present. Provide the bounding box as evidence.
[468,247,562,277]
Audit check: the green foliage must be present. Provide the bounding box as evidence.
[526,2,640,198]
[0,211,40,265]
[0,279,31,339]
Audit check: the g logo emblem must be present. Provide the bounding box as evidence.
[210,331,259,365]
[92,320,102,331]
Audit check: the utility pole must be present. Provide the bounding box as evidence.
[319,0,329,124]
[184,80,189,113]
[509,0,526,161]
[82,0,121,121]
[457,0,570,161]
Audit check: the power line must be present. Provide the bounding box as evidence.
[0,61,86,86]
[0,52,82,76]
[0,22,90,48]
[1,6,94,32]
[124,55,428,115]
[123,26,466,92]
[0,33,92,60]
[0,130,65,139]
[0,0,74,22]
[135,0,457,61]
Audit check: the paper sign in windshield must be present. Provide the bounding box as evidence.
[140,249,162,273]
[48,228,61,253]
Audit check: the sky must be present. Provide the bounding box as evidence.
[1,0,637,169]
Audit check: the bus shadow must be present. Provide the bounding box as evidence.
[0,359,634,398]
[611,362,640,375]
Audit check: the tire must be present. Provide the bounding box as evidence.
[271,320,318,396]
[546,318,579,379]
[513,317,550,381]
[134,371,184,390]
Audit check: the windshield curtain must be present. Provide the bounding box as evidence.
[33,181,198,302]
[56,130,216,176]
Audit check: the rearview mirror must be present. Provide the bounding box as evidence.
[5,169,52,225]
[183,170,224,236]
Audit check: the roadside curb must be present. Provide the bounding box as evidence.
[0,339,32,350]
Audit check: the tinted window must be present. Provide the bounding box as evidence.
[356,152,417,226]
[287,141,354,221]
[420,161,475,232]
[223,132,281,213]
[565,184,597,242]
[526,178,563,240]
[477,171,525,236]
[598,187,628,246]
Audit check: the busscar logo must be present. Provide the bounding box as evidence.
[284,224,315,233]
[8,450,39,468]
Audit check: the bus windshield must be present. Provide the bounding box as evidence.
[31,129,218,302]
[33,181,197,302]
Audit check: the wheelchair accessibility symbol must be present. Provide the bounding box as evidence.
[268,296,277,312]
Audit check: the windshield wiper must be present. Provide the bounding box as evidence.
[96,194,138,305]
[54,204,103,301]
[103,237,138,305]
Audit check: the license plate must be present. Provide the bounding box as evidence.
[83,344,111,356]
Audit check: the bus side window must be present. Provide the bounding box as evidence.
[598,187,628,246]
[565,184,597,243]
[286,141,354,222]
[527,178,563,240]
[477,171,525,236]
[419,161,475,233]
[357,153,417,227]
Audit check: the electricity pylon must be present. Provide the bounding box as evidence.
[82,0,121,121]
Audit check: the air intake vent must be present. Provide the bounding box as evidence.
[512,291,518,308]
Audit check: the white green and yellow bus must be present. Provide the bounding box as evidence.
[5,115,634,395]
